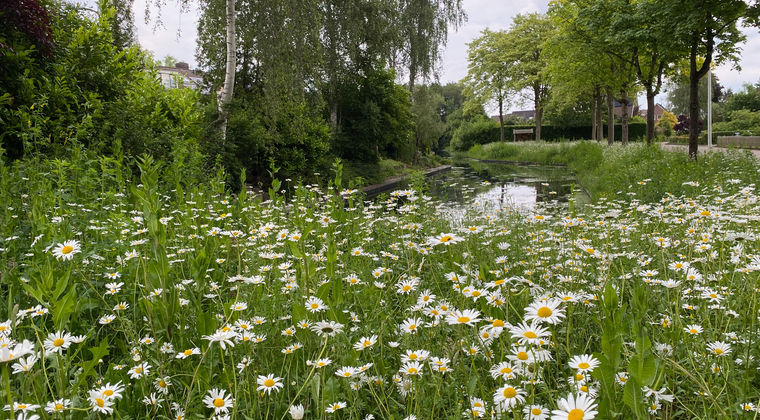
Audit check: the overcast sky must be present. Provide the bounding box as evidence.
[130,0,760,111]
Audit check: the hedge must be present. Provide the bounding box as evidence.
[491,123,647,142]
[451,122,648,151]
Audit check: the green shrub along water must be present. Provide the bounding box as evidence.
[468,141,760,202]
[450,120,648,151]
[3,143,760,418]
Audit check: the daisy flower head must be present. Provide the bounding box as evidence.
[45,399,71,414]
[400,317,424,334]
[509,320,550,345]
[305,296,328,313]
[203,388,234,414]
[428,233,463,246]
[399,361,424,376]
[0,340,34,363]
[128,362,151,379]
[353,335,377,351]
[446,308,481,326]
[524,299,565,325]
[89,389,114,414]
[325,401,347,413]
[568,354,600,373]
[256,374,284,395]
[43,331,73,354]
[493,384,526,409]
[707,341,732,357]
[551,392,598,420]
[52,240,81,261]
[95,382,125,400]
[524,404,549,419]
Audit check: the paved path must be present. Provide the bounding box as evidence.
[659,143,760,159]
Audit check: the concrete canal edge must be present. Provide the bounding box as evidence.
[362,165,451,198]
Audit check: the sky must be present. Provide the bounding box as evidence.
[127,0,760,112]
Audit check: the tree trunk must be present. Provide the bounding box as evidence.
[591,87,598,141]
[596,87,604,141]
[218,0,236,141]
[688,73,700,158]
[646,87,655,145]
[534,89,542,141]
[620,89,629,145]
[499,94,505,142]
[606,88,614,145]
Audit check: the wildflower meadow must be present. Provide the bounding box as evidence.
[2,148,760,419]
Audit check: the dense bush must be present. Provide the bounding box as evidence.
[0,1,205,182]
[333,67,415,163]
[450,116,498,151]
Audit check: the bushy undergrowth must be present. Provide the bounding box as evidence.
[2,148,760,419]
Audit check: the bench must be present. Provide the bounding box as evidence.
[513,128,533,142]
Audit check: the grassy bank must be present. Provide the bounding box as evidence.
[343,155,449,185]
[468,141,760,202]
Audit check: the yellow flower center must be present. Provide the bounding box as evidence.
[493,319,504,327]
[457,316,470,324]
[55,404,63,410]
[408,368,418,374]
[440,236,453,243]
[264,379,275,387]
[159,380,166,387]
[537,307,552,318]
[575,373,584,381]
[714,348,724,355]
[363,341,371,347]
[580,385,589,392]
[501,367,513,374]
[503,387,517,398]
[409,354,418,359]
[104,390,114,397]
[403,285,411,291]
[523,331,537,339]
[532,408,542,415]
[690,329,698,334]
[568,408,585,420]
[53,338,65,347]
[62,245,74,254]
[184,349,193,356]
[517,351,528,360]
[311,304,319,309]
[96,398,105,407]
[471,291,481,297]
[213,398,225,407]
[578,362,590,370]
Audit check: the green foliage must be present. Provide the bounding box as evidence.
[333,67,414,163]
[450,116,498,152]
[212,97,331,190]
[410,85,446,157]
[713,109,760,134]
[723,82,760,113]
[0,1,205,183]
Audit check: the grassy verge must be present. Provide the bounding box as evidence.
[468,141,760,202]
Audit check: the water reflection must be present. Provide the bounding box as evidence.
[426,160,588,223]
